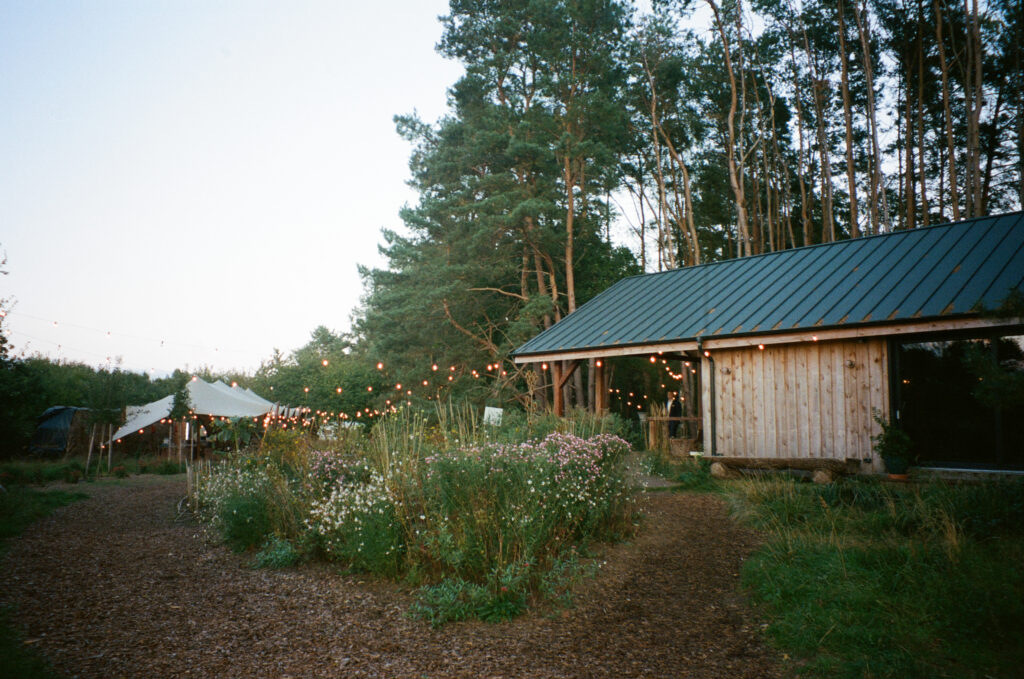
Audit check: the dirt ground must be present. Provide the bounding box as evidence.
[1,477,781,678]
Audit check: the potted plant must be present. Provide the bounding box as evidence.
[871,410,912,480]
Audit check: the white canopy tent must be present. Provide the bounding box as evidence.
[110,378,277,443]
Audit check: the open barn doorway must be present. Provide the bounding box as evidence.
[895,333,1024,470]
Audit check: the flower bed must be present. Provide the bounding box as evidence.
[193,421,637,623]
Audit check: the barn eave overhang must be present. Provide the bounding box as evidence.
[511,314,1024,364]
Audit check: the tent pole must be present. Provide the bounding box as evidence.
[85,424,96,478]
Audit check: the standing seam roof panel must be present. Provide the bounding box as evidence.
[916,220,1008,317]
[778,238,876,328]
[644,259,741,340]
[831,225,974,323]
[978,237,1024,308]
[827,226,950,324]
[743,240,853,331]
[628,267,705,342]
[511,213,1024,358]
[886,224,979,317]
[949,214,1024,313]
[833,229,932,323]
[705,252,791,335]
[713,247,822,333]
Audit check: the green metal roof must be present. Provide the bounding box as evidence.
[513,212,1024,358]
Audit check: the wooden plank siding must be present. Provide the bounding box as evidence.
[706,338,889,473]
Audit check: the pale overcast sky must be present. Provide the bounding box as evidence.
[1,0,463,375]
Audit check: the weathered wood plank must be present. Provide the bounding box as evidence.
[701,355,713,454]
[807,343,822,458]
[741,349,753,455]
[762,346,776,457]
[819,346,835,456]
[710,455,859,473]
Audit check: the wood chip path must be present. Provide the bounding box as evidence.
[1,476,780,678]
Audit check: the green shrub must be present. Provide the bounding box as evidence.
[307,466,405,575]
[251,535,301,569]
[411,562,529,627]
[153,460,185,475]
[219,492,272,552]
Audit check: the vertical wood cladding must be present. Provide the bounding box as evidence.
[707,339,888,471]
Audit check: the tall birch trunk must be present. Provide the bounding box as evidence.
[855,0,891,231]
[934,0,961,221]
[708,0,752,256]
[838,0,860,237]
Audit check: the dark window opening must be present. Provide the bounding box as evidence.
[896,334,1024,469]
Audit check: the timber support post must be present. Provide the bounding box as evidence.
[553,360,580,417]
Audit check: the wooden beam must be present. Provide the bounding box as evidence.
[710,456,860,474]
[556,360,580,389]
[514,341,699,364]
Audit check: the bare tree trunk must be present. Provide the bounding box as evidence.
[563,156,578,313]
[838,0,860,237]
[935,0,961,221]
[641,51,678,269]
[654,120,701,265]
[708,0,752,256]
[981,89,1005,212]
[963,0,984,216]
[855,0,891,232]
[905,54,917,229]
[786,28,813,244]
[917,0,933,227]
[798,14,836,241]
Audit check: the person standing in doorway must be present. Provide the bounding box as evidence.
[668,392,683,438]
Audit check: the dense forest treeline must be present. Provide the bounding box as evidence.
[2,0,1021,455]
[357,0,1023,412]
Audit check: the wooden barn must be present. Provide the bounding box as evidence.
[513,212,1024,475]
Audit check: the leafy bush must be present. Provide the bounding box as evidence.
[411,564,529,627]
[251,535,301,569]
[152,460,186,475]
[307,465,405,575]
[195,466,275,551]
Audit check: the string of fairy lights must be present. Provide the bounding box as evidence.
[4,308,704,428]
[1,309,261,374]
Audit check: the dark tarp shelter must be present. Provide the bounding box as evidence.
[29,406,91,457]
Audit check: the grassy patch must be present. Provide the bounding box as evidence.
[728,476,1024,678]
[0,608,62,679]
[644,452,718,491]
[0,486,88,546]
[0,486,86,679]
[0,460,86,486]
